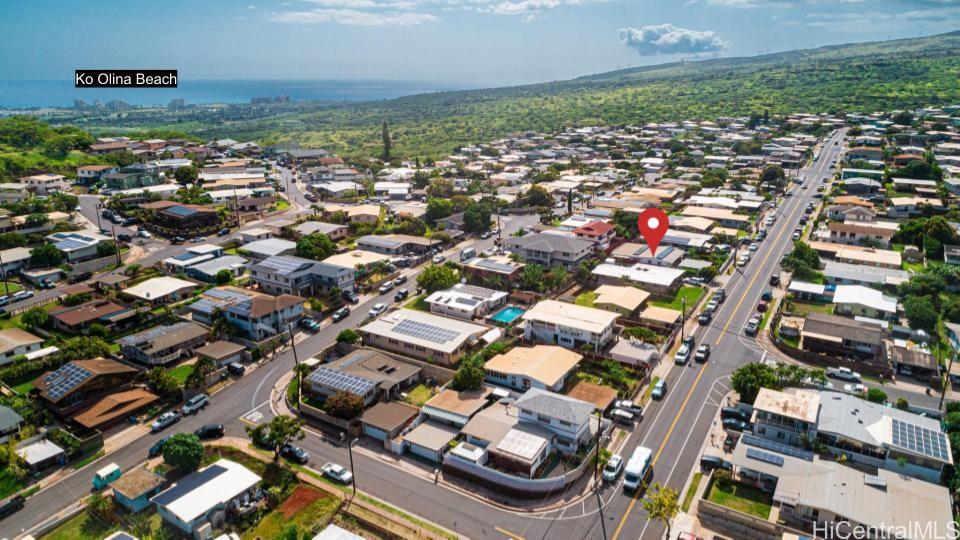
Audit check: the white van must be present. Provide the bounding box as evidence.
[623,446,653,492]
[460,247,476,261]
[611,409,635,425]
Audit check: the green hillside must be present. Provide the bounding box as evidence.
[134,31,960,157]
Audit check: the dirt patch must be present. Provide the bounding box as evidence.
[279,485,326,518]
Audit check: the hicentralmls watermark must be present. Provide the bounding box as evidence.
[75,69,178,88]
[815,520,960,539]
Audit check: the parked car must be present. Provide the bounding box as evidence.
[151,411,181,432]
[769,273,780,286]
[843,383,867,395]
[651,379,667,400]
[227,362,246,376]
[322,462,353,483]
[694,344,711,362]
[332,307,350,322]
[191,236,204,243]
[698,312,712,325]
[172,236,185,244]
[378,282,394,295]
[757,301,768,312]
[300,317,320,332]
[394,289,409,302]
[281,444,310,464]
[148,436,170,457]
[699,454,729,472]
[195,423,225,440]
[749,242,759,251]
[343,290,360,304]
[792,231,801,240]
[181,394,209,415]
[674,344,691,365]
[714,289,726,302]
[137,230,152,238]
[117,233,132,242]
[722,418,750,432]
[615,400,642,415]
[761,290,773,301]
[368,303,387,317]
[826,367,861,382]
[218,228,231,236]
[721,407,750,422]
[743,316,761,337]
[480,231,492,239]
[602,454,624,482]
[394,275,408,286]
[0,494,25,520]
[432,254,446,264]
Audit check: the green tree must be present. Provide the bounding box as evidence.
[186,356,216,391]
[163,432,203,472]
[97,240,118,258]
[895,397,909,410]
[425,198,454,223]
[0,232,26,249]
[147,367,181,397]
[731,362,780,404]
[641,483,680,540]
[760,165,786,188]
[295,233,336,261]
[57,336,110,361]
[174,164,198,185]
[519,263,545,292]
[325,390,364,420]
[463,202,492,233]
[25,213,48,228]
[417,264,459,293]
[452,354,485,391]
[29,243,63,267]
[523,185,553,207]
[336,328,360,344]
[21,306,50,328]
[214,269,234,285]
[903,296,938,333]
[865,388,887,404]
[246,414,305,461]
[427,178,454,199]
[781,240,821,280]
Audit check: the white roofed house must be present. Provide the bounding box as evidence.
[425,283,508,320]
[46,231,110,263]
[831,284,898,321]
[122,276,197,306]
[360,309,492,365]
[483,345,581,393]
[522,300,617,352]
[504,233,594,271]
[151,459,263,536]
[247,255,355,297]
[591,262,684,296]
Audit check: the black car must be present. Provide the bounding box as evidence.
[218,228,231,236]
[769,273,780,286]
[117,233,132,242]
[148,436,170,457]
[332,307,350,322]
[682,335,695,349]
[0,495,25,520]
[280,443,310,464]
[698,312,712,325]
[195,423,225,440]
[722,418,750,432]
[700,455,729,472]
[171,236,185,244]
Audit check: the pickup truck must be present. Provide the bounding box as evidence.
[827,367,861,382]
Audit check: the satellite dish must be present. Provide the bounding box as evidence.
[145,292,151,299]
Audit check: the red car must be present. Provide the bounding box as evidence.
[757,301,768,312]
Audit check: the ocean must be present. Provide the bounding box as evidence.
[0,79,468,109]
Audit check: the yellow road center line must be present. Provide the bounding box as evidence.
[496,526,526,540]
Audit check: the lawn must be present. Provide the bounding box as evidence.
[640,376,661,405]
[650,286,705,313]
[244,486,340,540]
[41,510,116,540]
[681,472,703,513]
[12,380,34,395]
[903,261,925,273]
[706,471,773,519]
[0,281,23,295]
[785,300,833,317]
[167,364,193,385]
[275,199,290,211]
[574,291,597,307]
[404,294,429,312]
[0,469,26,500]
[403,383,434,407]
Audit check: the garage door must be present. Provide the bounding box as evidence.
[363,424,387,441]
[409,443,438,463]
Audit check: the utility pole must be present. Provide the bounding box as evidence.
[593,412,608,540]
[680,297,686,344]
[110,225,121,266]
[94,201,102,231]
[287,322,301,414]
[341,433,357,497]
[0,250,8,298]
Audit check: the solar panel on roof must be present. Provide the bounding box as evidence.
[746,447,784,467]
[260,257,308,275]
[890,418,949,462]
[476,259,515,272]
[306,367,376,396]
[392,319,460,344]
[454,297,480,307]
[741,434,813,461]
[43,363,93,401]
[864,475,887,488]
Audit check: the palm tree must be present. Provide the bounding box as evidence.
[187,356,216,392]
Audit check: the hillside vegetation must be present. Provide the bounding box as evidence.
[160,30,960,158]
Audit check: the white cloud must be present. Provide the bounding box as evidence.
[269,7,437,25]
[619,24,730,56]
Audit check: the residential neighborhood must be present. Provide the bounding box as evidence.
[0,102,959,540]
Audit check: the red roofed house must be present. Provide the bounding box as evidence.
[572,221,616,251]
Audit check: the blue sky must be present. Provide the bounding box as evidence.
[1,0,959,86]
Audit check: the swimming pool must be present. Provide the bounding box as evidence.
[491,306,525,325]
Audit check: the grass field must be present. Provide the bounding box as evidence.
[574,291,597,307]
[0,469,25,500]
[681,472,703,513]
[167,364,193,385]
[650,286,704,313]
[404,294,429,312]
[244,487,340,540]
[41,511,116,540]
[403,383,434,407]
[0,282,23,295]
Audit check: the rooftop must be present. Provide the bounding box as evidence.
[151,459,261,524]
[515,388,594,426]
[522,300,618,335]
[592,284,650,312]
[753,387,820,424]
[361,309,490,354]
[484,345,581,388]
[123,277,196,301]
[359,401,420,433]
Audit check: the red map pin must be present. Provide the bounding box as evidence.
[638,208,669,256]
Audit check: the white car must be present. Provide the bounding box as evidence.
[432,254,446,264]
[843,383,867,395]
[137,230,152,238]
[674,344,691,364]
[181,393,209,415]
[151,411,181,432]
[749,243,759,251]
[368,303,387,317]
[602,454,624,482]
[322,462,354,484]
[792,232,800,240]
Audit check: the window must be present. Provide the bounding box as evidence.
[537,414,551,424]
